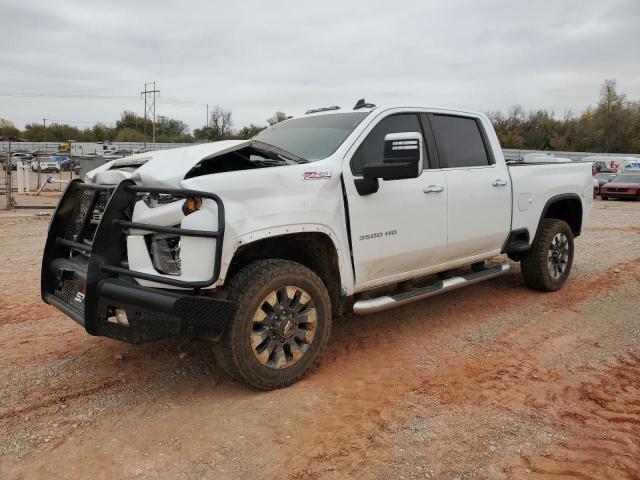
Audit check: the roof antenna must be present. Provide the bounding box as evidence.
[353,98,376,110]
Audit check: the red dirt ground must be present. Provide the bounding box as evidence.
[1,199,639,479]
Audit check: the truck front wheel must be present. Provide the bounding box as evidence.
[520,218,574,291]
[215,259,332,390]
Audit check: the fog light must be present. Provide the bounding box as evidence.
[150,234,181,275]
[182,197,202,215]
[115,308,129,326]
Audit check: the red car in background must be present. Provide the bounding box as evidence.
[600,173,640,200]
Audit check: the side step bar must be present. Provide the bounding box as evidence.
[353,262,511,314]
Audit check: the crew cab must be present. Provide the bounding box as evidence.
[41,101,594,389]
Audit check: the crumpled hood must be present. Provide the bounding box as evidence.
[86,140,250,187]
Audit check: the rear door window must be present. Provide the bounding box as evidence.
[430,115,491,168]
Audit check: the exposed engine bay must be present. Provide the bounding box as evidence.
[184,141,307,179]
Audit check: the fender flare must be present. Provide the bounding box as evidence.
[217,223,353,293]
[534,193,583,241]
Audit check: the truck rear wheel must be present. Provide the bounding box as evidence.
[216,259,332,390]
[520,218,574,291]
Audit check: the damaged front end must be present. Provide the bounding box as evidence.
[41,179,235,343]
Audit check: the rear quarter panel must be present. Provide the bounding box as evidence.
[508,162,594,243]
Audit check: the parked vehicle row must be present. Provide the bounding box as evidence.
[3,147,135,174]
[587,156,640,173]
[6,153,81,174]
[599,172,640,200]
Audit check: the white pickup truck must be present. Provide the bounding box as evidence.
[42,101,593,389]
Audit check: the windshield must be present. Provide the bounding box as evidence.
[254,112,369,161]
[612,174,640,183]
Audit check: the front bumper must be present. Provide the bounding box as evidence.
[41,180,235,343]
[600,189,640,199]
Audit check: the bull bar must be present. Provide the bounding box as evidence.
[41,179,235,343]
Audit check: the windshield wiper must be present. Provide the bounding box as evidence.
[250,140,309,164]
[278,154,308,164]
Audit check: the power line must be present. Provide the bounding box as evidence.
[158,96,204,108]
[1,88,219,132]
[36,119,100,125]
[0,91,137,100]
[0,90,211,109]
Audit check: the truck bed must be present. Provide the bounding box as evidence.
[508,161,594,240]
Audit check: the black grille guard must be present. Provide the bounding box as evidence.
[41,179,235,343]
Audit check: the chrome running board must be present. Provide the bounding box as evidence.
[352,262,511,314]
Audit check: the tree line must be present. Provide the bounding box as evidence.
[0,108,287,144]
[1,80,639,153]
[488,80,640,152]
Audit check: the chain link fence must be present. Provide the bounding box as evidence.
[3,145,640,210]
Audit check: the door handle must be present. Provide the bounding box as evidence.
[423,185,444,193]
[492,179,508,187]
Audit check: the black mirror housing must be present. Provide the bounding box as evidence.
[363,161,419,181]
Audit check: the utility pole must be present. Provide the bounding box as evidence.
[4,140,13,209]
[141,82,159,149]
[40,118,48,189]
[206,104,210,130]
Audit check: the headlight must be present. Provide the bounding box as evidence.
[143,193,182,208]
[149,234,181,275]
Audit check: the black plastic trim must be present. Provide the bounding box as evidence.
[363,161,419,181]
[501,228,531,254]
[418,113,439,169]
[536,193,583,239]
[507,160,594,166]
[354,177,379,195]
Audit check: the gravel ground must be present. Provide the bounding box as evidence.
[0,198,639,479]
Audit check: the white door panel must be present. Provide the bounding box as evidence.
[344,170,447,285]
[444,166,510,260]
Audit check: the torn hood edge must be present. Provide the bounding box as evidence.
[86,140,251,187]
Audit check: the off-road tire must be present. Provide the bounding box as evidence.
[212,338,244,382]
[216,259,332,390]
[521,218,574,292]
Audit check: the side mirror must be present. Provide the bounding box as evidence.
[363,132,423,181]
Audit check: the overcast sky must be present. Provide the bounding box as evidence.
[1,0,639,131]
